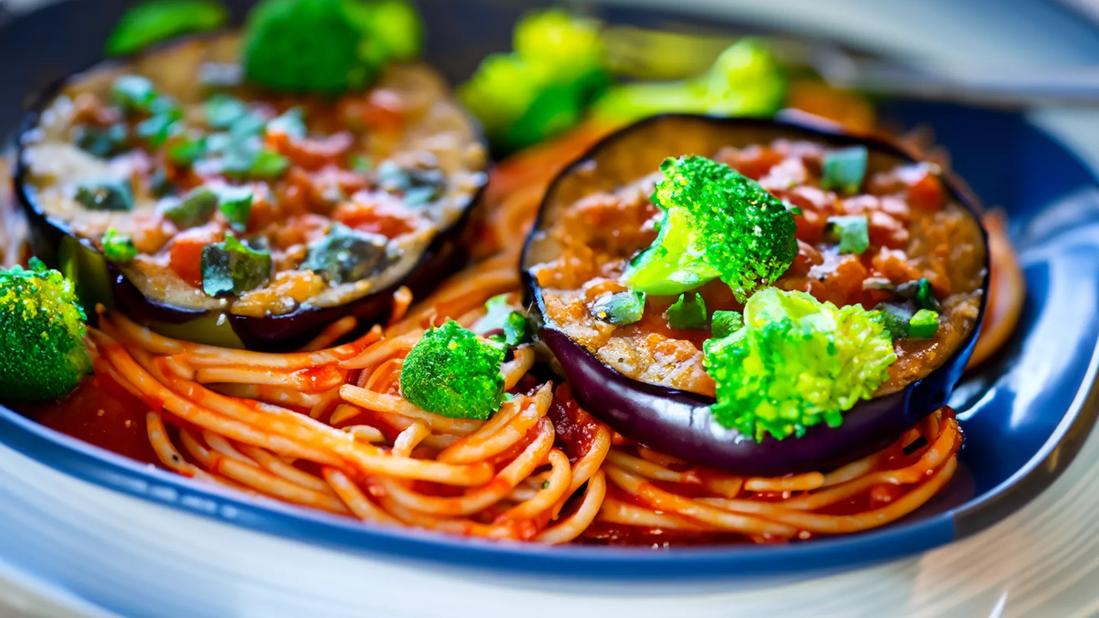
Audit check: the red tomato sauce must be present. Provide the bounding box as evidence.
[22,374,159,466]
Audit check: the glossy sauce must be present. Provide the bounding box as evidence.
[25,373,159,465]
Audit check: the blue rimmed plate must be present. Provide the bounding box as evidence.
[0,0,1097,584]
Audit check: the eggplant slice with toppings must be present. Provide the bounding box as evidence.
[522,114,989,476]
[16,34,488,350]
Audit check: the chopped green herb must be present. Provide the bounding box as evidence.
[474,294,531,348]
[821,146,868,195]
[665,292,708,330]
[111,75,158,114]
[502,312,531,347]
[199,62,243,90]
[74,179,134,211]
[267,107,307,139]
[74,124,128,158]
[135,110,181,147]
[349,153,372,174]
[105,0,228,57]
[896,278,941,312]
[167,132,208,166]
[300,225,390,285]
[101,227,138,263]
[251,149,291,179]
[204,94,251,130]
[229,112,267,140]
[875,303,913,339]
[216,186,254,231]
[826,215,870,255]
[710,310,744,338]
[221,145,290,180]
[376,161,445,206]
[200,234,271,296]
[149,168,175,198]
[591,291,645,325]
[161,186,218,228]
[908,309,940,339]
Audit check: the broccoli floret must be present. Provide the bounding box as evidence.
[703,288,896,442]
[399,320,506,420]
[106,0,227,57]
[101,227,138,263]
[243,0,378,95]
[512,9,605,79]
[473,294,531,348]
[623,155,797,302]
[0,259,91,402]
[459,9,609,151]
[347,0,423,64]
[665,292,707,330]
[594,38,786,123]
[243,0,422,95]
[710,310,743,338]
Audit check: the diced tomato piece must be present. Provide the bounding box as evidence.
[786,186,834,244]
[332,196,417,237]
[872,247,922,283]
[829,254,869,305]
[340,89,406,133]
[169,228,219,287]
[907,172,944,210]
[867,210,908,248]
[267,131,354,171]
[715,145,785,180]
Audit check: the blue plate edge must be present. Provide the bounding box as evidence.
[950,333,1099,538]
[1,0,1098,584]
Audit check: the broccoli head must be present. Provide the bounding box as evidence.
[703,288,896,442]
[459,9,609,151]
[623,155,797,301]
[347,0,423,64]
[399,320,506,420]
[0,259,92,402]
[244,0,421,95]
[593,38,786,123]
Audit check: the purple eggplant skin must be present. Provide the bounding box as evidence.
[13,36,490,351]
[521,113,990,476]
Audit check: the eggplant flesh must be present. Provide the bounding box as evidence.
[15,34,488,350]
[522,114,989,476]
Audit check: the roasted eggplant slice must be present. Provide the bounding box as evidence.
[522,114,988,475]
[16,34,488,350]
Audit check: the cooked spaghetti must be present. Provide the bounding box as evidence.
[27,122,1020,546]
[1,0,1026,546]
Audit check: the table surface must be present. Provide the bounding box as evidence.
[0,1,1097,616]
